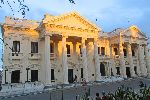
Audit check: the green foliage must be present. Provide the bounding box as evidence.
[81,81,150,100]
[103,83,150,100]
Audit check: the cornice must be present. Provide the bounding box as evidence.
[44,23,99,33]
[3,24,37,33]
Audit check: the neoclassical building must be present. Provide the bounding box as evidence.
[1,12,150,85]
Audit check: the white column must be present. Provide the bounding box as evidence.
[138,44,147,76]
[110,45,117,76]
[81,38,88,82]
[94,38,101,81]
[62,36,68,84]
[119,43,127,78]
[144,45,150,77]
[45,35,51,85]
[127,43,135,77]
[136,45,141,76]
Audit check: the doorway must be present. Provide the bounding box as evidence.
[126,67,131,78]
[116,67,120,75]
[100,63,106,76]
[11,70,20,83]
[31,70,38,82]
[68,69,73,83]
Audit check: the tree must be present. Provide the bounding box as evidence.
[0,0,75,18]
[0,0,29,18]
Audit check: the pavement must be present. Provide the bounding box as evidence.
[1,77,150,100]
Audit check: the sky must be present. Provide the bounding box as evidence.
[0,0,150,70]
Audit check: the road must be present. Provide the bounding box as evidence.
[1,77,150,100]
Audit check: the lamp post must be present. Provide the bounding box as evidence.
[26,68,30,82]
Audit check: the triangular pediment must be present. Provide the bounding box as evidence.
[43,12,100,31]
[123,25,147,39]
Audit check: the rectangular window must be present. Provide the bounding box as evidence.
[31,70,38,82]
[50,43,54,53]
[66,44,71,57]
[101,47,105,55]
[81,68,83,78]
[134,66,137,75]
[98,47,100,54]
[12,41,20,52]
[132,50,135,56]
[11,70,20,83]
[51,69,55,82]
[31,42,38,53]
[114,48,118,55]
[123,49,127,57]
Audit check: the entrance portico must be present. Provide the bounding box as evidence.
[39,12,100,84]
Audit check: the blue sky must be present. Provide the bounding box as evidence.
[0,0,150,69]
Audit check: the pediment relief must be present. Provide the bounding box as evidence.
[43,12,100,31]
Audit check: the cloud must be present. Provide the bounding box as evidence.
[0,0,150,69]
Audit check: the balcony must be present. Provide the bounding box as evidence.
[28,53,41,60]
[114,55,120,59]
[99,55,110,60]
[50,53,55,60]
[9,53,23,60]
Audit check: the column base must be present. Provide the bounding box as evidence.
[63,81,69,84]
[95,76,101,81]
[44,81,52,86]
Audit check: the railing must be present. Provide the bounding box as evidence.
[50,53,55,59]
[114,55,120,59]
[9,53,23,60]
[28,53,41,60]
[99,55,110,60]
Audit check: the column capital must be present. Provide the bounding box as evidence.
[44,30,53,36]
[94,37,98,41]
[62,35,68,38]
[82,37,87,41]
[109,44,113,47]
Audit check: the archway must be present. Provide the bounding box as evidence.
[100,63,106,76]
